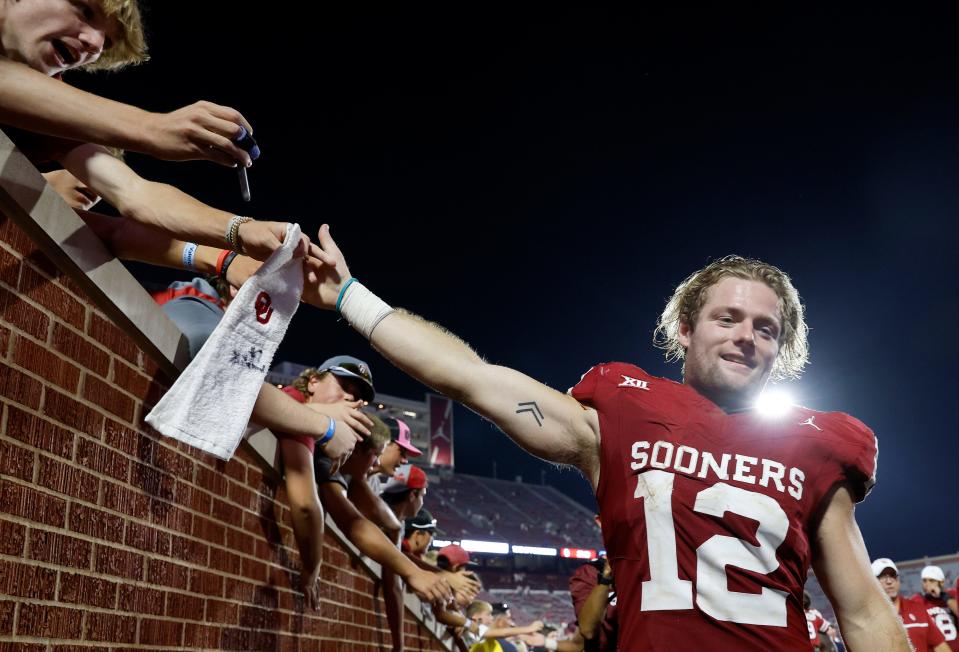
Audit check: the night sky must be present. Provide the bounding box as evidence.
[71,6,958,562]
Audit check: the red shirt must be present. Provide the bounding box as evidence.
[274,385,315,454]
[570,363,877,652]
[909,593,958,651]
[569,563,618,651]
[898,597,946,651]
[805,609,828,648]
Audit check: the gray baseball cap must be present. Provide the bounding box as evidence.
[317,355,375,402]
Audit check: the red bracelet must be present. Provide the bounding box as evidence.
[215,249,231,276]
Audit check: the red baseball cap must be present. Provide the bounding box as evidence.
[385,417,422,457]
[381,464,428,494]
[438,544,476,569]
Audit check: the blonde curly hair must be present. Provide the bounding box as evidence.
[85,0,148,71]
[653,255,809,380]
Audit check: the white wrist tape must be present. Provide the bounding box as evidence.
[544,639,558,651]
[338,281,394,339]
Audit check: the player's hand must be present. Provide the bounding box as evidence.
[145,101,255,167]
[525,620,544,634]
[299,563,322,611]
[307,400,373,438]
[302,224,353,310]
[442,570,481,603]
[407,569,453,605]
[520,633,546,646]
[236,220,313,261]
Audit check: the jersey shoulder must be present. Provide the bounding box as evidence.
[795,407,878,501]
[569,362,681,403]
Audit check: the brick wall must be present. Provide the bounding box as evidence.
[0,215,446,651]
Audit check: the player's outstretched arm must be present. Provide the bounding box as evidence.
[0,58,254,167]
[307,225,601,478]
[811,485,911,652]
[61,144,312,261]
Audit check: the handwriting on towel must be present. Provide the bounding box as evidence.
[230,346,266,372]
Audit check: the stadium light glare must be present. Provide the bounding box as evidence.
[511,545,558,556]
[755,388,794,417]
[460,539,510,555]
[431,539,454,548]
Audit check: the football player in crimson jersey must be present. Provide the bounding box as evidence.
[909,565,959,651]
[305,226,910,651]
[804,592,835,651]
[873,559,950,652]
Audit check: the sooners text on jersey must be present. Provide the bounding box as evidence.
[571,363,877,652]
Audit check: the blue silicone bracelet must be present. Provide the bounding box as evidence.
[318,417,335,447]
[335,278,357,313]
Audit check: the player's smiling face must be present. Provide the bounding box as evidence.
[0,0,114,76]
[679,277,782,411]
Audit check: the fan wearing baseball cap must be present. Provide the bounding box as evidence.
[403,508,437,560]
[370,416,422,492]
[909,565,959,651]
[873,558,949,652]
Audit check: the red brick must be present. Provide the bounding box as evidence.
[37,454,99,502]
[0,562,53,604]
[118,583,165,616]
[205,598,238,624]
[103,418,153,462]
[252,585,280,610]
[0,439,35,481]
[0,600,12,636]
[130,461,174,502]
[76,436,129,481]
[192,514,227,546]
[112,357,152,400]
[228,480,256,510]
[101,480,148,519]
[0,519,25,556]
[0,216,36,256]
[175,480,211,514]
[13,334,80,392]
[28,529,92,569]
[223,458,247,483]
[94,544,144,580]
[125,520,170,555]
[0,362,42,410]
[51,322,110,377]
[184,623,221,648]
[212,497,242,525]
[147,559,189,590]
[169,534,207,566]
[0,243,19,288]
[43,387,103,435]
[219,628,251,650]
[226,526,257,556]
[239,604,282,630]
[151,499,193,534]
[18,264,85,329]
[165,591,204,620]
[68,502,124,544]
[5,405,74,458]
[16,603,83,639]
[0,324,9,358]
[0,480,65,526]
[152,442,194,480]
[84,611,136,643]
[139,618,183,646]
[88,312,138,364]
[58,571,117,608]
[23,248,58,278]
[242,557,268,583]
[196,464,230,496]
[189,568,223,597]
[224,576,256,603]
[82,373,134,422]
[0,287,49,342]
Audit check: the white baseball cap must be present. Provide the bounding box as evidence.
[871,558,899,577]
[921,565,945,582]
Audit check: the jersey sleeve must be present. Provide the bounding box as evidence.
[830,412,878,502]
[273,386,316,454]
[569,362,653,405]
[568,563,600,620]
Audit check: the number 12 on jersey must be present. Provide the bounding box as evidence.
[634,470,790,626]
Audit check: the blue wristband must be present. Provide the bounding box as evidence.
[318,417,335,447]
[335,277,357,313]
[181,242,198,271]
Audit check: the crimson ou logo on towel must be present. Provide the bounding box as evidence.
[254,292,273,324]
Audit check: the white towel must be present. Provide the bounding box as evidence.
[146,223,304,460]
